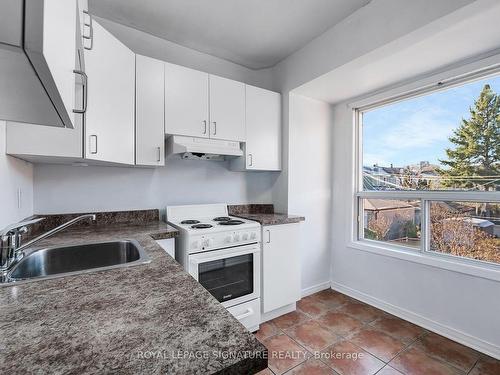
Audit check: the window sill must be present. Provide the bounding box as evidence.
[349,240,500,282]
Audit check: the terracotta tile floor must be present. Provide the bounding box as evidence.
[255,289,500,375]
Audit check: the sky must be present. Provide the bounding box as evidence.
[363,74,500,168]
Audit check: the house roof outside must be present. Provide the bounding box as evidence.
[364,199,415,211]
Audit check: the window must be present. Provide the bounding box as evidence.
[356,69,500,268]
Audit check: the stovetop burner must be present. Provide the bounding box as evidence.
[213,216,232,222]
[218,220,245,226]
[191,223,213,229]
[181,219,200,225]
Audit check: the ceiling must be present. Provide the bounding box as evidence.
[88,0,371,69]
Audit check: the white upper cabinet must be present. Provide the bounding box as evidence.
[84,20,135,165]
[209,75,246,142]
[136,55,165,166]
[230,85,282,171]
[246,85,281,170]
[0,0,79,128]
[39,0,77,128]
[165,62,209,138]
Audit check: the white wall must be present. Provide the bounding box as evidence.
[34,158,277,215]
[0,121,33,227]
[288,94,332,294]
[329,104,500,358]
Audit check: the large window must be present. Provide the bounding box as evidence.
[356,70,500,268]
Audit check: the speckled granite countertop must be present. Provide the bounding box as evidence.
[0,220,267,374]
[228,204,305,226]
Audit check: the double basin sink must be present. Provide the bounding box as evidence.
[3,240,150,285]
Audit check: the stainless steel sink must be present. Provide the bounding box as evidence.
[4,240,150,285]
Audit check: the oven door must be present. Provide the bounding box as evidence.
[188,243,261,308]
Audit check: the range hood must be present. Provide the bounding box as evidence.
[166,135,243,160]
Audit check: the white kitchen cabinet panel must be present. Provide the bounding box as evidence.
[84,21,135,165]
[165,62,209,138]
[0,0,80,128]
[231,85,281,171]
[209,75,245,142]
[136,55,165,166]
[262,223,301,313]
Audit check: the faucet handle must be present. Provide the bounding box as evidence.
[0,218,45,237]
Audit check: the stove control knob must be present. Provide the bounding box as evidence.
[204,238,214,247]
[242,233,249,241]
[250,232,257,240]
[225,235,233,243]
[233,233,241,242]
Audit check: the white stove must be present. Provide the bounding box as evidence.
[167,204,261,332]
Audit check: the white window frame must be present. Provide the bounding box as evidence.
[350,54,500,282]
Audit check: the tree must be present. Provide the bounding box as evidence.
[430,203,499,263]
[439,84,500,190]
[367,213,392,241]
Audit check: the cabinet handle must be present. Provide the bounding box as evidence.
[235,308,254,320]
[266,229,271,243]
[202,120,207,134]
[72,70,88,114]
[82,10,94,50]
[156,146,161,162]
[89,135,97,154]
[212,121,217,135]
[248,153,253,167]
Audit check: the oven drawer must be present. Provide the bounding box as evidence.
[227,298,261,332]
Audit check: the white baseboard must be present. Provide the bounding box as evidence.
[331,281,500,360]
[301,281,331,298]
[261,303,296,323]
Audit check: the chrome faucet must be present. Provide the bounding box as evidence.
[0,214,96,274]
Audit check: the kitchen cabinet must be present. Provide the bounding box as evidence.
[262,223,301,313]
[0,0,80,128]
[165,62,209,138]
[135,55,165,166]
[208,75,245,141]
[84,20,135,165]
[231,85,282,171]
[164,62,245,142]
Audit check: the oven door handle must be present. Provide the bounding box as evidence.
[235,308,254,320]
[189,247,260,264]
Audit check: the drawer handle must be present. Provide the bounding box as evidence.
[235,308,254,320]
[248,153,253,167]
[266,229,271,243]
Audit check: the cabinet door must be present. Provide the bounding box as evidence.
[84,21,135,164]
[136,55,165,166]
[245,85,281,170]
[165,62,209,138]
[24,0,78,128]
[262,224,301,313]
[209,75,245,141]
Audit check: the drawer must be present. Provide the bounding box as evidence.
[227,298,261,332]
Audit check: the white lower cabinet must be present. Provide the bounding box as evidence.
[262,223,301,314]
